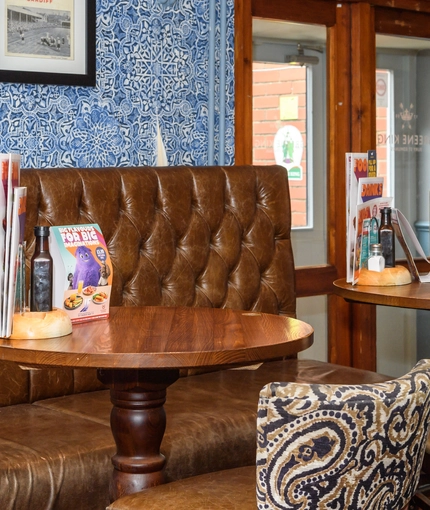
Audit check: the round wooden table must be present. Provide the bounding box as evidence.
[0,306,313,501]
[333,278,430,310]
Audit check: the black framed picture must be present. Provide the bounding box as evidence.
[0,0,96,87]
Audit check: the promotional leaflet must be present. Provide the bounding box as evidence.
[49,224,113,323]
[346,152,369,282]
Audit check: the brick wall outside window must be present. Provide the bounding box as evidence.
[253,62,308,227]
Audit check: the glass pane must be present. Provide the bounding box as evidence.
[252,20,326,229]
[375,69,394,199]
[376,34,430,255]
[375,34,430,376]
[297,295,327,362]
[253,61,308,227]
[252,20,327,269]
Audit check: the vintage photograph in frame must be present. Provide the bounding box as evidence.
[0,0,95,86]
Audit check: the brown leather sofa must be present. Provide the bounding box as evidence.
[0,165,388,509]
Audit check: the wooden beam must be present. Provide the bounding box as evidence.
[327,3,354,367]
[351,2,376,151]
[348,2,377,371]
[327,4,351,273]
[375,7,430,38]
[295,265,338,297]
[234,0,253,165]
[252,0,336,26]
[333,0,430,13]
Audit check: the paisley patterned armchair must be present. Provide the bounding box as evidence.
[108,360,430,510]
[257,359,430,510]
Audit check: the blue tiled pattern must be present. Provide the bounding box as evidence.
[0,0,235,168]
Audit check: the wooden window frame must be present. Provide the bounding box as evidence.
[235,0,430,370]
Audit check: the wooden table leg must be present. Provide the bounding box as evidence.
[351,302,377,371]
[97,368,180,502]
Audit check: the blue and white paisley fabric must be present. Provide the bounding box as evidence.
[257,359,430,510]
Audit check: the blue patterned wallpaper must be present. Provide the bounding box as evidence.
[0,0,235,168]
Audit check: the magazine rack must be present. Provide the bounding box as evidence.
[10,308,72,340]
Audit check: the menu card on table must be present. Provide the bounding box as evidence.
[49,224,113,323]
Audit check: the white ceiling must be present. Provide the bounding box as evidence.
[253,19,430,51]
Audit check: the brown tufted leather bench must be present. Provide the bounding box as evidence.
[0,165,389,509]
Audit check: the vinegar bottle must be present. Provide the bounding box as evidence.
[30,226,53,312]
[379,207,395,268]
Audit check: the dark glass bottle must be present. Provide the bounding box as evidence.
[30,226,53,312]
[379,207,395,268]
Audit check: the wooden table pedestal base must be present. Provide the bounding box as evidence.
[97,368,180,502]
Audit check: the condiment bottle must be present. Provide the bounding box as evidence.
[369,216,379,245]
[379,207,395,268]
[367,243,385,272]
[30,226,53,312]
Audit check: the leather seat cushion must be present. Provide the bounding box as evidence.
[106,465,256,509]
[0,360,389,509]
[33,359,390,495]
[0,403,113,510]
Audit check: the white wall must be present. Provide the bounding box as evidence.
[297,296,327,362]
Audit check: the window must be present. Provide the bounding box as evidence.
[252,20,326,266]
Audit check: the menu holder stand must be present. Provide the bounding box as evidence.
[357,266,412,287]
[10,308,72,340]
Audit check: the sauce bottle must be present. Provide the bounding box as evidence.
[30,226,53,312]
[379,207,395,268]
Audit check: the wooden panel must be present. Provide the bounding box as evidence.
[375,7,430,38]
[252,0,336,26]
[252,0,430,16]
[327,6,351,273]
[352,303,377,371]
[341,0,430,13]
[234,0,253,164]
[351,2,376,151]
[327,4,353,367]
[348,2,377,371]
[328,294,352,366]
[295,265,338,297]
[398,259,430,273]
